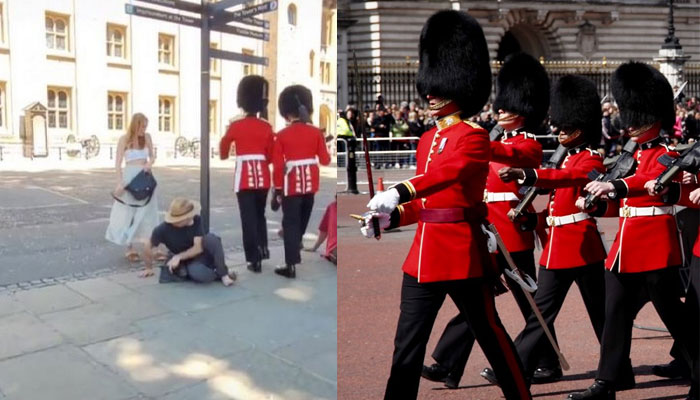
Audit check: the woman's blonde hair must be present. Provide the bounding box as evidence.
[125,113,148,149]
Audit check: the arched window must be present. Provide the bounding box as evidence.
[309,50,315,77]
[287,3,297,26]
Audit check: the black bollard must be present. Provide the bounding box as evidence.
[345,137,359,194]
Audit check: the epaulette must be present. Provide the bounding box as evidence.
[228,114,246,124]
[463,120,482,130]
[587,148,602,157]
[520,131,536,140]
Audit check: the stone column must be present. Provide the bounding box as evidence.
[653,0,691,89]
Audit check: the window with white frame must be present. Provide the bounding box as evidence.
[158,34,175,66]
[0,83,5,128]
[106,24,126,59]
[159,96,174,132]
[107,92,126,131]
[287,3,297,26]
[0,4,5,45]
[321,11,333,48]
[209,100,217,135]
[46,13,70,51]
[309,50,315,77]
[210,43,219,75]
[47,87,71,129]
[242,48,255,76]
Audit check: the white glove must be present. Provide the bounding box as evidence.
[359,211,390,238]
[481,224,498,254]
[367,188,400,214]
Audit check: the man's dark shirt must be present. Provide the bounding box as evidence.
[151,215,204,255]
[371,114,394,138]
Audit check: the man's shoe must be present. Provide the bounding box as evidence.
[532,366,563,384]
[445,372,462,389]
[274,264,296,278]
[480,368,498,386]
[246,261,262,273]
[421,363,449,383]
[567,380,616,400]
[652,359,691,379]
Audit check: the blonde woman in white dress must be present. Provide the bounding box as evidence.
[105,113,161,265]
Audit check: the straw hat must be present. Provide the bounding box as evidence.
[164,198,201,224]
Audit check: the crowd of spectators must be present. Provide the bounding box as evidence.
[337,93,700,168]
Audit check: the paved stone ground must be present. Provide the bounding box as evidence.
[0,244,337,400]
[338,192,694,400]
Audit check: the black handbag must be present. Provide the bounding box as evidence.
[112,170,157,207]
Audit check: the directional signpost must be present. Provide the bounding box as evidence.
[125,0,278,232]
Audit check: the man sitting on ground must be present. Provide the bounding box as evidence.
[140,197,236,286]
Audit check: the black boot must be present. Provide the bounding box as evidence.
[652,359,691,379]
[567,380,616,399]
[274,264,296,278]
[480,367,498,386]
[532,366,563,384]
[247,260,262,273]
[259,246,270,260]
[421,363,461,389]
[421,363,449,382]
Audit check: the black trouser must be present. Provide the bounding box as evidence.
[431,250,558,378]
[385,273,531,400]
[171,233,229,283]
[514,262,605,375]
[597,266,696,384]
[236,189,268,263]
[281,194,314,265]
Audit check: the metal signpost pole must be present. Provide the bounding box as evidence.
[200,0,211,233]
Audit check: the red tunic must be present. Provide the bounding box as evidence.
[319,201,337,258]
[521,148,607,269]
[219,117,274,192]
[604,141,682,272]
[272,122,331,196]
[487,130,542,252]
[389,114,491,283]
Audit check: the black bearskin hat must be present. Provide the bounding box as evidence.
[278,85,313,121]
[416,10,491,117]
[237,75,268,114]
[550,75,601,146]
[611,61,674,131]
[493,52,550,130]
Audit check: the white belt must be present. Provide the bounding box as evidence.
[484,192,519,203]
[546,212,590,227]
[286,158,317,168]
[236,154,266,162]
[619,205,674,218]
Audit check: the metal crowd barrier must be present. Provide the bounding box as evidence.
[337,136,558,171]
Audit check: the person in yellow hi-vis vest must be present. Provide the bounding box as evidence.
[337,107,359,194]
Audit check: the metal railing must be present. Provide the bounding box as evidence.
[338,136,558,171]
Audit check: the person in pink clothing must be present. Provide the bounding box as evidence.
[304,199,337,265]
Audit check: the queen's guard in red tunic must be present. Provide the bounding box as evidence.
[645,170,700,399]
[360,10,531,400]
[219,75,274,273]
[568,62,696,400]
[271,85,331,279]
[422,52,560,388]
[479,75,616,387]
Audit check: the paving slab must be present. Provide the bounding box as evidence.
[40,303,136,346]
[66,277,135,301]
[107,271,162,289]
[0,345,138,400]
[100,291,170,322]
[135,282,257,314]
[272,331,338,384]
[193,295,335,352]
[83,316,252,398]
[13,284,90,315]
[0,294,25,318]
[161,348,336,400]
[0,312,63,360]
